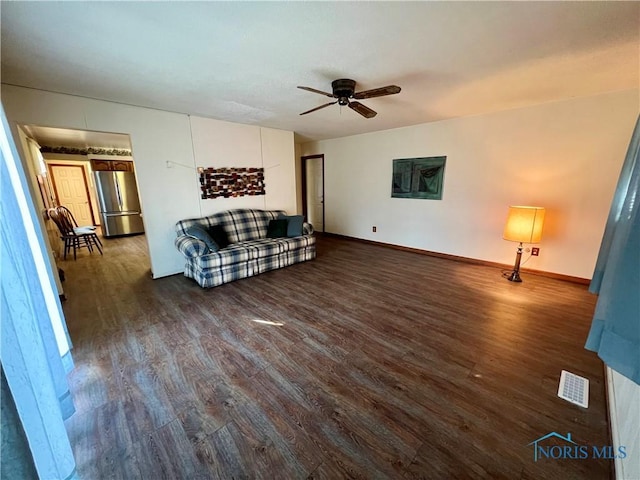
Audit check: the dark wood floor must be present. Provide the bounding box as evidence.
[60,233,611,479]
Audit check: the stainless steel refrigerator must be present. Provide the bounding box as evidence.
[94,171,145,237]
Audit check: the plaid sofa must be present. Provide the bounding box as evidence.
[174,209,316,288]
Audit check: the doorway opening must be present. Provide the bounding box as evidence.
[17,124,150,269]
[301,154,325,233]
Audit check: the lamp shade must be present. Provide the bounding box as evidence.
[503,206,545,243]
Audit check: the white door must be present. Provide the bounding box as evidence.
[50,165,94,226]
[305,157,324,232]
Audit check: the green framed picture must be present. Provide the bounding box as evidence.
[391,156,446,200]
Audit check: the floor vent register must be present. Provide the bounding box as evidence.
[558,370,589,408]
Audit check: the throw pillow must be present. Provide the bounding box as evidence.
[185,225,219,252]
[278,214,304,237]
[207,225,230,249]
[266,219,288,238]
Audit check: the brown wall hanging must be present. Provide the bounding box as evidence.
[199,167,265,199]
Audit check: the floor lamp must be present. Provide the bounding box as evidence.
[503,206,545,282]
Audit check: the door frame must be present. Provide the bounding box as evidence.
[48,163,97,225]
[300,154,325,233]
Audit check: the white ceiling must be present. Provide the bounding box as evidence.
[2,2,639,143]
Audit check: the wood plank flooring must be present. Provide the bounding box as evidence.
[60,233,611,479]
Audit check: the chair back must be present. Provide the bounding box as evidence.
[48,207,75,237]
[57,205,80,228]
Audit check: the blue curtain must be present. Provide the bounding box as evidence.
[585,115,640,385]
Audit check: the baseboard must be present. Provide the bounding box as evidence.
[321,232,590,285]
[151,268,184,280]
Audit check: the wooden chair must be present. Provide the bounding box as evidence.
[48,206,103,260]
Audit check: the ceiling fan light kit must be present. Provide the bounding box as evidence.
[298,78,401,118]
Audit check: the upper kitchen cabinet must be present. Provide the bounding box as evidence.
[90,159,134,172]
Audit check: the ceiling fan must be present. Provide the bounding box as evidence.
[297,78,401,118]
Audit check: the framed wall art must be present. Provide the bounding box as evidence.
[391,156,446,200]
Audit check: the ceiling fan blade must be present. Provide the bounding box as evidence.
[348,101,377,119]
[299,101,338,116]
[352,85,401,99]
[297,86,335,98]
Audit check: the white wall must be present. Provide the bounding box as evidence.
[1,106,76,480]
[262,127,297,214]
[2,85,297,278]
[190,116,264,216]
[190,118,297,216]
[301,89,638,278]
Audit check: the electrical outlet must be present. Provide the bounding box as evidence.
[531,247,540,256]
[372,226,377,232]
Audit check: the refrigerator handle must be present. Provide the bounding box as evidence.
[115,174,123,210]
[94,174,105,210]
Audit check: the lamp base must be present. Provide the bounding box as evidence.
[505,242,524,283]
[506,270,522,282]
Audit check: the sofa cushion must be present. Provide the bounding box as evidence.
[185,260,254,289]
[237,239,283,259]
[266,219,288,238]
[273,235,316,252]
[279,214,304,237]
[231,210,282,242]
[207,225,230,249]
[185,225,219,252]
[194,244,253,270]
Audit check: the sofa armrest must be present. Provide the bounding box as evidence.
[303,222,314,235]
[175,235,209,258]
